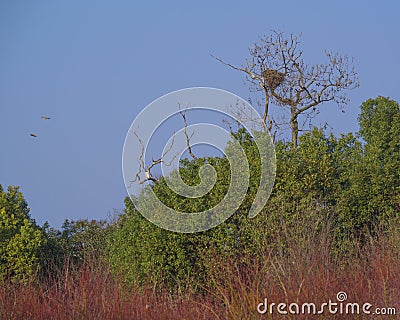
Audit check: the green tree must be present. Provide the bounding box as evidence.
[108,128,348,287]
[59,219,108,262]
[40,218,109,274]
[337,97,400,240]
[0,185,45,281]
[107,132,266,288]
[359,96,400,212]
[107,197,200,288]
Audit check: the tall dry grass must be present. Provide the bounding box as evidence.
[1,226,399,319]
[207,232,400,319]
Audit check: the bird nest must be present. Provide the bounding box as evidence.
[262,69,285,89]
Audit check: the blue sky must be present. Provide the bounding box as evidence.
[1,1,399,228]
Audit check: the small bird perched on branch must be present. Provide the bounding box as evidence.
[41,116,51,120]
[30,133,38,137]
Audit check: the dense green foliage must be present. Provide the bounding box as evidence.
[0,186,109,280]
[107,97,400,287]
[0,186,45,281]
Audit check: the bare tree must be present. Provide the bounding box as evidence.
[131,107,197,185]
[214,31,359,148]
[131,130,175,184]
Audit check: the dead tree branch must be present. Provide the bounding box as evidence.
[131,130,177,184]
[131,105,198,185]
[179,106,198,160]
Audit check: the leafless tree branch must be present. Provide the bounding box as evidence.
[131,105,198,185]
[179,105,198,160]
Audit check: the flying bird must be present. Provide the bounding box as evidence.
[30,133,38,137]
[41,116,51,120]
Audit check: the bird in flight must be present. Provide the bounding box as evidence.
[30,133,38,138]
[41,116,51,120]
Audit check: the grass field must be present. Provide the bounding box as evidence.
[1,229,399,320]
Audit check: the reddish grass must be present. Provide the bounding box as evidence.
[208,241,400,319]
[0,262,220,320]
[1,236,399,319]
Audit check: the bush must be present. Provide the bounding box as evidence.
[0,185,46,282]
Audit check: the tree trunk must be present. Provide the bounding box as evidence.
[290,115,299,149]
[262,90,269,130]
